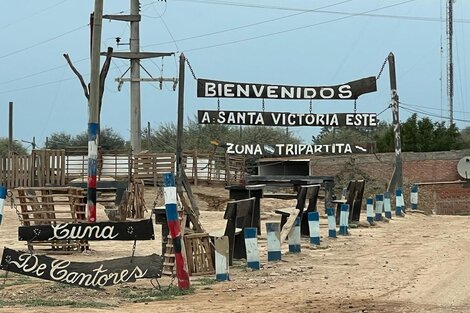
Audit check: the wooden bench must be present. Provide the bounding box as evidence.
[210,197,255,265]
[332,180,365,224]
[274,184,321,236]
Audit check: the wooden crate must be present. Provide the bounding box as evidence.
[184,233,214,276]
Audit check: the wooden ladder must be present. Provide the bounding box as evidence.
[162,236,175,276]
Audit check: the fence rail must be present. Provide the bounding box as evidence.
[1,149,244,188]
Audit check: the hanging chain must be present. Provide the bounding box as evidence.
[354,99,357,113]
[217,98,221,111]
[185,58,197,80]
[262,98,265,112]
[309,99,313,114]
[376,57,388,80]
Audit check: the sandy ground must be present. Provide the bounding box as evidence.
[1,185,470,313]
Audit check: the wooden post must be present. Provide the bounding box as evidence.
[266,222,281,261]
[163,172,190,289]
[326,207,336,238]
[395,188,404,216]
[288,217,301,253]
[192,150,198,186]
[0,186,6,225]
[215,236,229,281]
[374,194,384,221]
[87,0,103,223]
[176,53,185,193]
[308,211,320,245]
[384,191,392,219]
[366,198,374,224]
[410,185,419,210]
[244,227,260,270]
[8,102,13,155]
[339,204,349,235]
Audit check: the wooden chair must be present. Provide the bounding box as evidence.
[333,180,365,224]
[274,184,321,236]
[210,197,255,265]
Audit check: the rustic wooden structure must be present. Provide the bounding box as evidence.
[333,180,366,224]
[16,187,86,253]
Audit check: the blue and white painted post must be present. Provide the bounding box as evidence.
[326,208,337,238]
[374,194,384,221]
[266,223,281,261]
[308,212,321,245]
[384,191,392,219]
[366,198,374,224]
[288,217,301,253]
[339,204,349,235]
[244,227,260,270]
[410,185,419,210]
[0,186,6,226]
[396,188,404,216]
[215,236,230,281]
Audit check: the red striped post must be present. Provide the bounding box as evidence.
[163,173,190,289]
[87,123,98,222]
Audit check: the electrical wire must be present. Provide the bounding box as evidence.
[143,0,353,48]
[173,0,470,23]
[182,0,420,53]
[0,24,88,60]
[400,104,470,123]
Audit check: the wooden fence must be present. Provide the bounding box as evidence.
[1,149,244,188]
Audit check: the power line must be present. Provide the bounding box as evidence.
[182,0,420,53]
[400,101,470,115]
[173,0,470,23]
[401,104,470,123]
[143,0,353,48]
[0,24,88,60]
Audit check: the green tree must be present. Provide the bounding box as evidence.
[46,128,127,151]
[0,138,28,157]
[46,132,73,149]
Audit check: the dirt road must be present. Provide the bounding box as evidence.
[1,192,470,313]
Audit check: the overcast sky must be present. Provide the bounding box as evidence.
[1,0,469,148]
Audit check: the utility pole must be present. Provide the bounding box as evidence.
[446,0,454,124]
[130,0,141,154]
[8,102,13,155]
[88,0,104,223]
[147,121,151,150]
[102,0,176,155]
[176,53,185,192]
[386,52,403,193]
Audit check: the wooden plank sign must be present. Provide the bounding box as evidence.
[18,219,155,241]
[198,111,378,127]
[225,143,370,156]
[1,247,163,288]
[197,77,377,100]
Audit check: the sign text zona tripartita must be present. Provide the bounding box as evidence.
[198,110,377,127]
[226,143,369,156]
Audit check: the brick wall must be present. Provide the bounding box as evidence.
[309,149,470,215]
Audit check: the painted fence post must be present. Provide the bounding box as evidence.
[288,217,301,253]
[327,208,337,238]
[0,186,6,226]
[266,222,281,261]
[339,204,349,235]
[245,227,260,270]
[410,185,418,210]
[87,123,98,223]
[374,194,383,221]
[308,212,321,245]
[396,188,404,216]
[163,173,190,289]
[384,191,392,219]
[366,198,374,224]
[215,236,230,281]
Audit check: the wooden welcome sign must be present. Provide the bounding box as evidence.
[198,111,378,127]
[197,76,377,100]
[18,219,155,241]
[1,247,163,288]
[226,143,370,156]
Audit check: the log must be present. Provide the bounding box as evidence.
[279,208,300,244]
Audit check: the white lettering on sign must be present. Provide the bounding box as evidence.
[227,143,364,155]
[50,224,119,240]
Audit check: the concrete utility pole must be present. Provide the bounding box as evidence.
[88,0,104,223]
[8,102,13,155]
[386,52,403,193]
[130,0,141,153]
[102,0,176,155]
